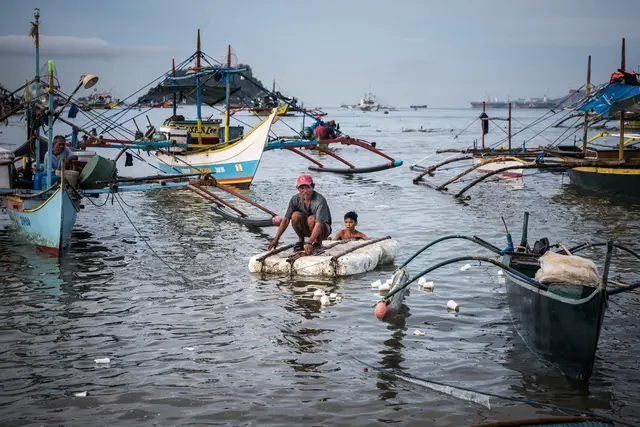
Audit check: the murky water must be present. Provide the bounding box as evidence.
[1,107,639,426]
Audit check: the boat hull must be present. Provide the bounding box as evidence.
[5,185,80,256]
[503,253,607,379]
[155,110,278,187]
[568,167,640,197]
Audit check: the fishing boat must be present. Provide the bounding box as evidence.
[373,212,640,380]
[249,103,289,116]
[77,90,119,110]
[410,104,427,109]
[555,40,640,198]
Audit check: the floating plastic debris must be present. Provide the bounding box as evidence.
[460,264,471,271]
[447,300,459,312]
[497,270,504,276]
[74,391,88,397]
[329,293,338,299]
[336,296,343,302]
[418,277,434,291]
[313,289,325,297]
[320,295,330,306]
[94,358,110,364]
[371,279,382,289]
[184,347,195,351]
[378,282,391,292]
[413,329,425,336]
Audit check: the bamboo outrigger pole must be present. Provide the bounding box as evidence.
[619,38,626,161]
[582,55,591,154]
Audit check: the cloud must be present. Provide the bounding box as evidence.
[0,35,182,59]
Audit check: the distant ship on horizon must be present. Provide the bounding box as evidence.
[470,90,583,109]
[410,104,428,109]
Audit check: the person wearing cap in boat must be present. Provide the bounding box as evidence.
[268,174,332,255]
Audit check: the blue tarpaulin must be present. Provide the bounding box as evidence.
[577,83,640,118]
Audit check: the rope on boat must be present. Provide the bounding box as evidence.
[112,192,195,286]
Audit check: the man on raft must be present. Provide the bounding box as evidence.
[268,174,332,255]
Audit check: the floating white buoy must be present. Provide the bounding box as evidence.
[378,283,391,292]
[497,270,505,276]
[371,279,382,289]
[421,281,434,291]
[94,358,110,364]
[329,293,338,299]
[313,289,324,297]
[460,264,471,271]
[320,295,330,306]
[447,300,459,312]
[74,391,88,397]
[413,329,425,336]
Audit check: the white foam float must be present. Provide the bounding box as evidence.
[249,237,399,277]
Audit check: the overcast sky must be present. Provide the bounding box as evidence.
[1,0,639,108]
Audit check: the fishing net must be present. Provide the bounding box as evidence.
[534,251,600,287]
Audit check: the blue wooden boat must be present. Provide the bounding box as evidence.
[5,178,80,256]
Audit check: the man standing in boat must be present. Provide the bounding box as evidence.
[268,174,332,255]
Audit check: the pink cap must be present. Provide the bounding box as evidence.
[296,174,314,188]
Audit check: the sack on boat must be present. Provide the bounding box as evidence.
[534,251,600,287]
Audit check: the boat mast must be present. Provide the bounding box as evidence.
[172,58,177,117]
[507,102,511,150]
[619,38,626,161]
[582,55,591,154]
[33,8,41,167]
[46,60,55,188]
[224,44,231,143]
[481,101,486,149]
[196,29,202,143]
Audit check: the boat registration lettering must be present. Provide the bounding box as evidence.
[19,216,31,227]
[215,167,225,173]
[192,167,212,173]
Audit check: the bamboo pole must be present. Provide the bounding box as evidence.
[481,101,486,149]
[508,102,512,150]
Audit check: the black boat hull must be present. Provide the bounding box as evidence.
[503,253,607,379]
[568,167,640,198]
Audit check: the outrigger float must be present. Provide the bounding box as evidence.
[249,237,399,277]
[372,212,640,380]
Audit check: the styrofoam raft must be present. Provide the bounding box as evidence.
[249,239,399,276]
